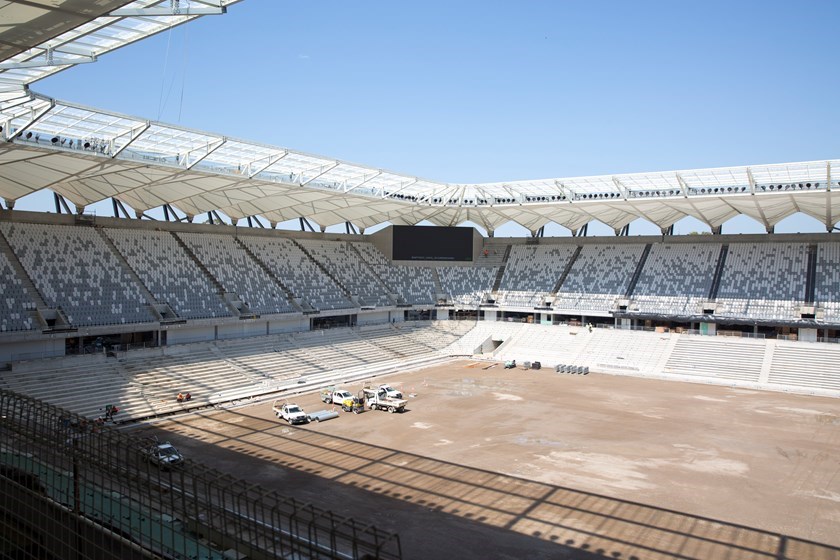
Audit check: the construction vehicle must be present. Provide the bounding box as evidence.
[340,395,364,414]
[272,401,309,425]
[362,387,407,413]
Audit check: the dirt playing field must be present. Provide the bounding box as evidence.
[131,361,840,560]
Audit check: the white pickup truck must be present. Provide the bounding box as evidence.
[142,441,184,469]
[363,387,407,413]
[272,401,309,425]
[320,388,354,405]
[377,384,403,399]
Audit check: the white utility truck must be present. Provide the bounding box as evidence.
[363,387,407,413]
[272,401,309,425]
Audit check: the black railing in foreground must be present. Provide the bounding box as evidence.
[0,389,402,560]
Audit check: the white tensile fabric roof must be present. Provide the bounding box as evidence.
[0,1,837,233]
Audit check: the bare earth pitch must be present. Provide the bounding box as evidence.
[133,361,840,560]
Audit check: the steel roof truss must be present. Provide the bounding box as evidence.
[7,100,54,141]
[675,173,689,197]
[552,181,571,201]
[381,178,418,199]
[299,161,339,186]
[425,184,459,205]
[111,121,150,158]
[182,137,225,169]
[471,185,492,205]
[248,151,288,178]
[0,93,40,116]
[343,170,382,193]
[746,168,757,195]
[611,177,628,200]
[501,185,520,203]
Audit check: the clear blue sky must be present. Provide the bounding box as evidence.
[21,0,840,236]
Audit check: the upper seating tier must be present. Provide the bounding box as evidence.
[498,245,578,308]
[178,232,295,315]
[353,242,436,305]
[716,242,807,320]
[240,236,354,311]
[105,228,231,320]
[632,243,720,315]
[437,266,497,305]
[0,222,154,327]
[297,239,392,307]
[554,244,645,313]
[0,248,36,332]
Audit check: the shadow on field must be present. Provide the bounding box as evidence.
[148,407,840,560]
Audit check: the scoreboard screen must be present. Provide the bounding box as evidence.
[392,226,473,262]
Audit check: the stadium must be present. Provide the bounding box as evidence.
[1,2,839,559]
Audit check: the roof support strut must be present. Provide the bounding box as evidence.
[181,137,226,169]
[111,198,131,219]
[53,192,72,214]
[111,122,150,159]
[6,100,54,142]
[248,151,288,178]
[299,217,315,232]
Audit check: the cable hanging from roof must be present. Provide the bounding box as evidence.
[157,23,191,124]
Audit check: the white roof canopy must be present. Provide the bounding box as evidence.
[0,2,836,234]
[0,91,836,233]
[0,0,242,88]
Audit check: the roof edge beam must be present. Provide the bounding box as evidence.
[0,84,28,94]
[110,4,227,17]
[0,48,96,70]
[42,44,98,58]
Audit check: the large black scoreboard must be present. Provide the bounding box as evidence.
[392,225,473,262]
